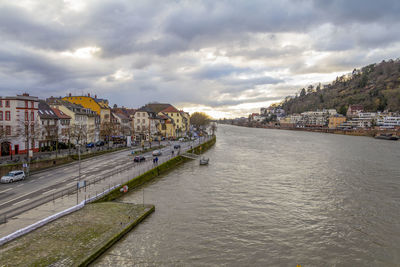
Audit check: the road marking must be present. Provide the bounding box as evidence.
[0,187,14,193]
[42,188,58,195]
[12,198,30,206]
[16,184,24,187]
[67,181,77,187]
[1,191,39,206]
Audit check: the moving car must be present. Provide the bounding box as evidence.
[95,141,105,146]
[152,150,162,156]
[1,170,25,183]
[86,142,95,148]
[134,155,146,162]
[174,144,181,149]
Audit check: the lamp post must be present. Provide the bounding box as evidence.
[76,143,81,204]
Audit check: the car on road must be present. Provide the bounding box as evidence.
[95,141,105,146]
[134,155,146,162]
[174,144,181,149]
[1,170,25,183]
[86,142,95,148]
[179,138,185,142]
[152,150,162,156]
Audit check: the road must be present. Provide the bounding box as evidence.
[0,139,204,219]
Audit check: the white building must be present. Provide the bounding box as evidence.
[133,107,159,141]
[376,116,400,128]
[0,94,39,157]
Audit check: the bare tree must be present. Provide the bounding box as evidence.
[100,121,117,148]
[16,117,41,164]
[71,124,88,147]
[43,123,60,156]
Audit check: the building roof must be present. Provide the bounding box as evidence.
[160,105,180,113]
[51,108,71,119]
[145,103,173,113]
[38,100,59,119]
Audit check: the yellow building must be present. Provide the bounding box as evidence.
[328,115,347,129]
[159,105,185,137]
[156,114,176,138]
[62,94,111,123]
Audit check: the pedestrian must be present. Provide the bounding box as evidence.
[153,158,155,164]
[172,150,174,155]
[155,157,158,164]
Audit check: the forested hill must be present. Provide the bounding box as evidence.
[278,59,400,115]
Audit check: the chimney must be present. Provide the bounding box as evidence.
[69,93,72,97]
[88,93,90,97]
[95,94,97,98]
[22,93,29,96]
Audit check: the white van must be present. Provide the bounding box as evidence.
[1,170,26,183]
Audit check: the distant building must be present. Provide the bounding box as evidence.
[62,93,111,123]
[346,105,363,118]
[376,116,400,129]
[0,93,39,157]
[328,115,347,129]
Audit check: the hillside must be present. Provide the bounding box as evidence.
[278,59,400,115]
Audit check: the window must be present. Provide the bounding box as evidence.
[0,100,2,107]
[137,119,140,123]
[137,126,140,130]
[5,111,10,121]
[0,111,2,121]
[6,126,11,135]
[177,119,179,123]
[142,119,145,123]
[5,100,10,107]
[25,111,29,121]
[31,125,35,135]
[25,101,28,108]
[31,112,34,121]
[31,101,34,108]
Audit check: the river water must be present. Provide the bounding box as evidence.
[94,125,400,266]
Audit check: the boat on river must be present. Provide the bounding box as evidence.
[200,157,209,165]
[374,133,399,140]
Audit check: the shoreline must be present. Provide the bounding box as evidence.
[0,136,217,266]
[224,124,399,139]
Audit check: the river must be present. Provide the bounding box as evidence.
[94,124,400,266]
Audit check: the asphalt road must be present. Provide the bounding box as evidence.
[0,139,202,218]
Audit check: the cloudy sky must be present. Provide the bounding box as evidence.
[1,0,400,118]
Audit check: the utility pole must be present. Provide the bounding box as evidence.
[77,144,81,204]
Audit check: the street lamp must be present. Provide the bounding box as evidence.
[76,143,81,204]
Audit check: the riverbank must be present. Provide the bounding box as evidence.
[0,202,154,266]
[228,123,399,139]
[0,136,216,265]
[95,136,216,202]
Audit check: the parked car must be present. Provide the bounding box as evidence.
[1,170,25,183]
[152,150,162,156]
[95,141,105,146]
[179,138,185,142]
[86,142,95,148]
[134,155,146,162]
[174,144,181,149]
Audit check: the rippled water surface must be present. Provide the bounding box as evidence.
[94,125,400,266]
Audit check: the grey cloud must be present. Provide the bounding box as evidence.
[193,64,252,80]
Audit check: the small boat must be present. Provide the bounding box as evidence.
[200,157,209,165]
[374,133,399,140]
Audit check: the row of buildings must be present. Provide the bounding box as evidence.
[0,93,191,157]
[250,105,400,130]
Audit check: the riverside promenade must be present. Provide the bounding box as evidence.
[0,137,213,239]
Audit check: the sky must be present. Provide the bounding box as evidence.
[1,0,400,118]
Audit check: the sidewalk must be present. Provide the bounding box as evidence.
[0,137,212,238]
